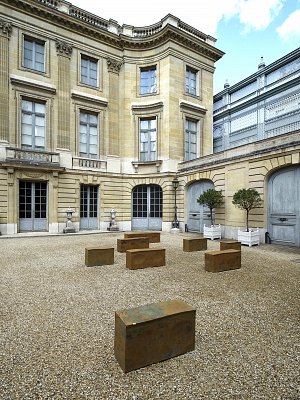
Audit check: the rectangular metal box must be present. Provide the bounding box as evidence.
[126,248,165,269]
[85,247,114,267]
[220,240,241,251]
[124,231,160,243]
[183,238,207,252]
[117,237,149,253]
[205,249,241,272]
[114,299,196,372]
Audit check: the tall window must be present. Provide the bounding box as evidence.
[186,67,197,95]
[80,185,98,219]
[21,99,46,150]
[81,56,98,87]
[185,118,198,160]
[140,118,157,161]
[23,37,45,72]
[79,112,98,158]
[140,67,157,95]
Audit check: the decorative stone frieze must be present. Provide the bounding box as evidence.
[55,39,73,57]
[107,57,122,74]
[0,20,12,38]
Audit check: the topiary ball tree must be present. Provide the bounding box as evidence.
[197,188,223,226]
[232,188,262,232]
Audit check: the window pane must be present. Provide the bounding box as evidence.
[35,103,45,114]
[22,101,33,112]
[140,120,149,130]
[150,119,156,130]
[35,116,45,127]
[22,133,32,146]
[22,114,32,125]
[80,133,87,143]
[89,114,98,125]
[80,113,87,123]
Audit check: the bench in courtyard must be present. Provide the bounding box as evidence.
[205,249,241,272]
[114,299,196,372]
[85,247,114,267]
[117,237,150,253]
[126,248,165,270]
[124,231,160,243]
[183,237,207,252]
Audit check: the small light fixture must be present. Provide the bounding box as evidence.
[172,176,179,190]
[172,176,179,229]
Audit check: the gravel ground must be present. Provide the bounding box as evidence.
[1,232,300,400]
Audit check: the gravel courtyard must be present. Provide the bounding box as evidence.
[1,232,300,400]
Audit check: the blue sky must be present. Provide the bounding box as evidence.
[70,0,300,94]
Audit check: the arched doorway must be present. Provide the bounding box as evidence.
[132,184,163,231]
[268,166,300,246]
[187,180,214,233]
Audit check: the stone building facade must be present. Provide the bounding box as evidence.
[184,48,300,246]
[0,0,299,247]
[0,0,223,235]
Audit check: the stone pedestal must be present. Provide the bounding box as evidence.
[114,299,196,373]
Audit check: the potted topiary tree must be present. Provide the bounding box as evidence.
[232,188,262,246]
[197,188,223,240]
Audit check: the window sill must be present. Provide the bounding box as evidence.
[132,160,162,173]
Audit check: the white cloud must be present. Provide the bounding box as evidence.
[277,9,300,40]
[239,0,285,31]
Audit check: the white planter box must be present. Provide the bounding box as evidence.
[203,224,222,240]
[238,228,260,247]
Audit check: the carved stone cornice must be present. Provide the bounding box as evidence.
[0,19,12,38]
[4,0,224,62]
[107,58,122,74]
[55,39,73,58]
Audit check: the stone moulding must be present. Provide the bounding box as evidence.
[55,39,73,57]
[0,19,12,37]
[6,0,224,61]
[107,57,122,74]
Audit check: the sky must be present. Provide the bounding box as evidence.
[69,0,300,94]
